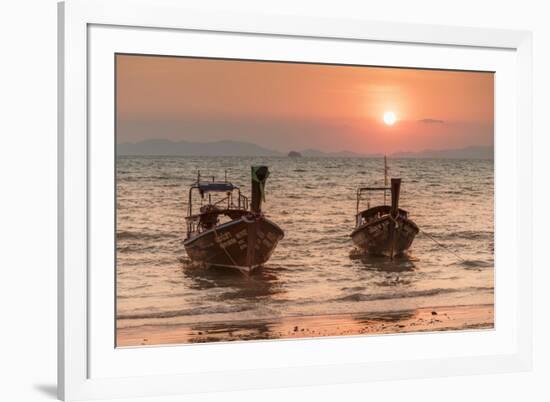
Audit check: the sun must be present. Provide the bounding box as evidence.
[383,111,397,126]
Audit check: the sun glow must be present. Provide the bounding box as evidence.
[383,111,397,126]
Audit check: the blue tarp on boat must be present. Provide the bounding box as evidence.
[197,183,236,194]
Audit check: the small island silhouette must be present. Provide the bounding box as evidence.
[288,151,302,158]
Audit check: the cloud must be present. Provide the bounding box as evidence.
[419,118,445,124]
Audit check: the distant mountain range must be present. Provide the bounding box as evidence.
[117,139,281,157]
[117,139,493,159]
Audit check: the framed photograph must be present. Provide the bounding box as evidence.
[58,0,533,400]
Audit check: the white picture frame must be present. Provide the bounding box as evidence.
[58,0,533,400]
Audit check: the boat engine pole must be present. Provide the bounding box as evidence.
[384,155,388,205]
[389,178,402,260]
[251,166,269,213]
[247,166,270,271]
[390,178,401,217]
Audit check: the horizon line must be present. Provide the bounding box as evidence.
[117,138,494,155]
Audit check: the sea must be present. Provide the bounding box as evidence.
[116,156,494,334]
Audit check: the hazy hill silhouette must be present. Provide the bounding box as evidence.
[117,139,282,157]
[117,139,493,159]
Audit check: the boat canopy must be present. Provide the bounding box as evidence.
[197,182,236,195]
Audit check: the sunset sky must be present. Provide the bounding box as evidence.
[116,54,494,154]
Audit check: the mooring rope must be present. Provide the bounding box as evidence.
[419,229,467,263]
[213,226,239,267]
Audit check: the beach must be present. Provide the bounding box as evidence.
[117,304,493,347]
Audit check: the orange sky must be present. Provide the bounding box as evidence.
[116,54,494,154]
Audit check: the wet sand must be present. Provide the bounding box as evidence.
[117,304,493,347]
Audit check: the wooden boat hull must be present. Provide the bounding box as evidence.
[184,216,284,273]
[351,215,419,257]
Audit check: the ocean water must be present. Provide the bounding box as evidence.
[116,157,494,333]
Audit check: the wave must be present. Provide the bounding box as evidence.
[441,230,493,241]
[119,175,181,181]
[460,259,493,269]
[117,305,252,320]
[334,286,493,303]
[117,230,179,241]
[341,286,366,292]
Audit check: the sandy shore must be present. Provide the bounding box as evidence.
[117,304,493,347]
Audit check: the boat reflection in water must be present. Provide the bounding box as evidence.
[180,261,284,343]
[349,250,417,272]
[187,321,273,344]
[181,261,283,300]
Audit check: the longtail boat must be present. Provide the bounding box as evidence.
[184,166,284,273]
[351,157,419,259]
